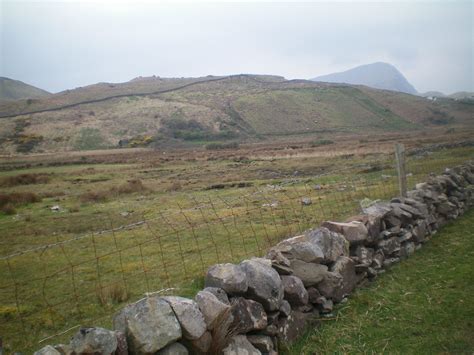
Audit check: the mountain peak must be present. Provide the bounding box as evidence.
[311,62,417,94]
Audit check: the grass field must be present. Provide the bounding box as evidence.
[0,141,473,352]
[286,207,474,354]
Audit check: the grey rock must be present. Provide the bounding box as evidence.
[290,259,328,287]
[321,221,368,245]
[317,297,333,313]
[34,346,61,355]
[305,227,349,263]
[205,263,248,295]
[378,237,401,256]
[316,271,344,302]
[383,257,400,268]
[280,299,291,317]
[265,249,293,275]
[162,296,207,340]
[156,343,188,355]
[405,242,416,256]
[202,287,230,305]
[181,331,212,354]
[195,290,230,330]
[70,327,118,355]
[355,246,374,266]
[247,335,274,354]
[276,311,307,343]
[281,275,309,306]
[113,296,181,354]
[330,256,357,298]
[301,197,312,206]
[223,335,261,355]
[240,258,284,311]
[231,297,267,333]
[371,250,385,269]
[271,235,324,263]
[307,287,321,304]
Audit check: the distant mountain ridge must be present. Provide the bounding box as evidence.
[0,77,51,101]
[311,62,417,95]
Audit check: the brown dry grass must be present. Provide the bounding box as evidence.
[0,173,50,187]
[96,283,129,306]
[0,192,41,208]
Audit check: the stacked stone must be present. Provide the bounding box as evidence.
[34,162,474,355]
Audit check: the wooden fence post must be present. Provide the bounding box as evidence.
[395,143,407,197]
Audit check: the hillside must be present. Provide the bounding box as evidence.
[0,77,51,101]
[311,62,418,94]
[0,74,472,154]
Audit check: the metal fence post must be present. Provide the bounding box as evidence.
[395,143,407,197]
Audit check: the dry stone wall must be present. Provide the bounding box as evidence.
[35,162,474,355]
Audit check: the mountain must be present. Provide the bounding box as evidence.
[0,74,471,154]
[0,77,51,101]
[311,62,417,95]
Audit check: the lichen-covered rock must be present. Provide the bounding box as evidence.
[223,335,262,355]
[281,275,309,307]
[276,311,307,343]
[307,287,321,304]
[34,345,61,355]
[195,290,230,330]
[156,342,189,355]
[290,259,328,287]
[70,327,118,355]
[113,296,181,354]
[205,263,248,295]
[305,228,348,263]
[321,221,368,245]
[231,297,267,333]
[266,249,293,275]
[355,246,374,266]
[162,296,207,340]
[240,258,283,311]
[280,299,291,317]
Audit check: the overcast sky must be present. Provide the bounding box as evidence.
[1,0,472,94]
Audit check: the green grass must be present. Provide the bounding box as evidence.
[286,208,474,354]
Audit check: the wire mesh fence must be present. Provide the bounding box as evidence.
[0,143,472,352]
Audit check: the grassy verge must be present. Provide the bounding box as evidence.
[286,208,474,354]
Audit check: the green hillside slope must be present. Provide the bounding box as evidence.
[0,77,50,101]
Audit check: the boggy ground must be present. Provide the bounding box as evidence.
[0,132,473,352]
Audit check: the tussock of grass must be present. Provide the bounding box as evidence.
[80,179,148,203]
[96,283,129,306]
[286,208,474,354]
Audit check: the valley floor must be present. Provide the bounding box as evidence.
[287,208,474,354]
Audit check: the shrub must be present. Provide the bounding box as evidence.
[0,192,41,208]
[0,173,50,187]
[205,142,240,150]
[112,179,147,194]
[80,191,109,203]
[74,128,108,151]
[1,203,17,215]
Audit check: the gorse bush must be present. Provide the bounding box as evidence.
[0,173,50,187]
[0,192,41,209]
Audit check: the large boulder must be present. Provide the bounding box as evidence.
[321,221,368,245]
[223,335,262,355]
[281,275,309,307]
[205,263,248,295]
[70,327,120,355]
[246,335,275,354]
[305,228,348,263]
[270,235,324,263]
[162,296,207,340]
[113,296,181,354]
[231,297,267,333]
[266,249,293,275]
[195,290,231,330]
[290,259,328,287]
[240,258,284,311]
[181,331,212,354]
[202,287,230,304]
